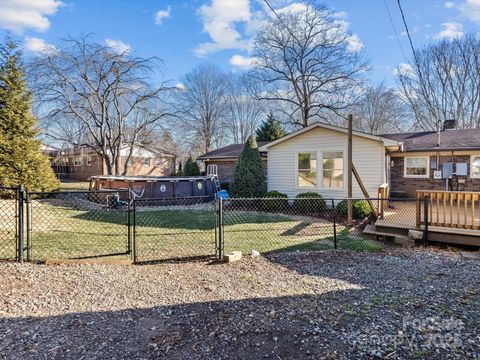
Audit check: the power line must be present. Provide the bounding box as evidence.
[383,0,408,64]
[263,0,301,44]
[396,0,419,65]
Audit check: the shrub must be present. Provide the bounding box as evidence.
[230,136,266,198]
[292,192,326,214]
[220,182,230,192]
[262,191,289,212]
[336,199,372,219]
[183,156,200,176]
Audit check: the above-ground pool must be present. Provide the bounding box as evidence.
[89,175,217,200]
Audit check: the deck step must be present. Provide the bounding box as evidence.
[363,224,415,247]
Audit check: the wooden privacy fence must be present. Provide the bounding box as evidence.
[416,190,480,230]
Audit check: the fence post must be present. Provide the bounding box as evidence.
[17,185,25,262]
[423,196,429,246]
[331,199,337,249]
[127,191,131,256]
[217,197,224,260]
[25,191,31,261]
[132,199,137,263]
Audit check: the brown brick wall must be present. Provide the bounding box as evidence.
[205,159,268,183]
[390,154,480,197]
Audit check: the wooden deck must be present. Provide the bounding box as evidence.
[372,199,480,247]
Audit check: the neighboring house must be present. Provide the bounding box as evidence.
[197,142,269,184]
[43,145,176,181]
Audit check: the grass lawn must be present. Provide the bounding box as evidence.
[58,181,91,191]
[10,199,384,262]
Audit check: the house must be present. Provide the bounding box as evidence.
[43,144,176,181]
[197,142,269,184]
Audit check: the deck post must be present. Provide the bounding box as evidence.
[423,197,429,246]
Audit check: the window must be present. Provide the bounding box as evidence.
[144,157,151,166]
[297,152,317,188]
[404,156,429,178]
[471,156,480,178]
[74,157,81,166]
[156,157,162,167]
[322,151,344,189]
[85,156,92,166]
[61,159,68,166]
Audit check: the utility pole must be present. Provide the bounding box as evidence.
[347,114,353,223]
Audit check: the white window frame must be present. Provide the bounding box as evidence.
[404,156,430,178]
[470,155,480,179]
[144,157,151,167]
[85,156,92,167]
[74,157,82,166]
[295,151,318,190]
[320,150,345,190]
[155,157,162,167]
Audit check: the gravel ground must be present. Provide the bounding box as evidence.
[0,249,479,359]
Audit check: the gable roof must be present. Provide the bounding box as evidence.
[258,122,402,151]
[381,128,480,152]
[197,142,269,161]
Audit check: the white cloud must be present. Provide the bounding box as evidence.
[448,0,480,22]
[154,6,171,26]
[175,83,186,90]
[195,0,257,57]
[24,37,57,55]
[229,54,256,69]
[444,1,456,9]
[393,63,415,77]
[347,34,364,52]
[0,0,63,33]
[434,22,464,39]
[105,39,131,54]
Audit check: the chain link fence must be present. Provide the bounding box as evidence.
[0,185,428,263]
[133,197,217,263]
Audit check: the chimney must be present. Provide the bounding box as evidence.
[443,119,456,130]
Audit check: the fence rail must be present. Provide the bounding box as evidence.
[0,185,430,263]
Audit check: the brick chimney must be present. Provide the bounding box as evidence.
[443,119,456,130]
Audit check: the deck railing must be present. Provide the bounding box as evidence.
[416,190,480,230]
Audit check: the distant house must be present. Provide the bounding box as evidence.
[199,120,480,199]
[43,144,176,181]
[197,142,269,184]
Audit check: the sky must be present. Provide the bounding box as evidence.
[1,0,480,87]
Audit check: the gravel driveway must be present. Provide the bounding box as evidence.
[0,249,479,359]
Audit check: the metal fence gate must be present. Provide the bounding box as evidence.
[0,186,22,261]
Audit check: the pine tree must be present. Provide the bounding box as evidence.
[231,136,266,198]
[183,156,200,176]
[256,111,287,142]
[0,40,58,191]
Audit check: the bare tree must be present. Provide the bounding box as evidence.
[397,33,480,130]
[225,73,264,143]
[175,65,228,154]
[30,36,172,175]
[249,3,368,128]
[351,83,411,134]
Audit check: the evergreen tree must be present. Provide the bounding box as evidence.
[183,156,200,176]
[0,40,58,191]
[231,136,266,197]
[256,111,287,142]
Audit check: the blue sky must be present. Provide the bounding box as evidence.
[1,0,480,87]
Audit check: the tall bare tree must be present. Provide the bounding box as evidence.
[225,73,264,143]
[397,33,480,130]
[175,65,227,154]
[249,3,368,128]
[351,83,411,134]
[30,36,171,175]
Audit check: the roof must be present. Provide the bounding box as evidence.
[258,122,402,151]
[197,142,269,160]
[381,128,480,152]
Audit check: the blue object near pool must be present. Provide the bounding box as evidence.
[216,190,229,199]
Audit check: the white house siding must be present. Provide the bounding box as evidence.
[266,127,386,199]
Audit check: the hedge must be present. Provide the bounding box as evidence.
[292,192,326,214]
[336,199,372,219]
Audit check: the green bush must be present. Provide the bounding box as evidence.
[262,191,289,212]
[292,192,326,214]
[231,136,266,198]
[336,199,372,219]
[220,182,230,192]
[183,156,200,176]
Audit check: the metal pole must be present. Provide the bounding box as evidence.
[26,192,31,261]
[218,197,224,260]
[423,197,429,246]
[332,199,337,249]
[132,199,137,263]
[127,190,131,255]
[17,185,24,262]
[215,198,219,258]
